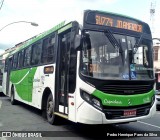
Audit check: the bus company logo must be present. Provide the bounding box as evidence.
[104,99,122,105]
[128,99,132,105]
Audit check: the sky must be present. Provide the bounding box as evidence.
[0,0,160,55]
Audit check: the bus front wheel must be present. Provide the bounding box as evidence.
[46,93,58,124]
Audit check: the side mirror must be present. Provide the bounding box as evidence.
[74,35,81,50]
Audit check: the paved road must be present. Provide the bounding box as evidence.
[0,93,160,140]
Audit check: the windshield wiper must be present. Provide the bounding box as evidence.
[104,29,125,65]
[104,29,123,53]
[133,33,143,53]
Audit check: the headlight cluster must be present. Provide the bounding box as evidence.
[80,90,102,111]
[155,90,160,95]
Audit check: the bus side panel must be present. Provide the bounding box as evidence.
[69,52,96,122]
[9,64,55,109]
[10,68,36,104]
[36,64,55,109]
[68,53,80,122]
[31,66,42,109]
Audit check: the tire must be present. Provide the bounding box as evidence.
[11,86,17,105]
[46,93,58,125]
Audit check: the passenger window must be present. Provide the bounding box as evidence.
[24,46,31,67]
[17,50,24,68]
[4,58,8,72]
[31,42,42,65]
[41,34,55,63]
[12,53,18,69]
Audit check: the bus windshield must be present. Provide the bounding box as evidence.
[80,30,154,80]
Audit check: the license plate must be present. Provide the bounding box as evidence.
[124,110,136,117]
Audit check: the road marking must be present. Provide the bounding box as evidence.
[138,121,160,129]
[0,138,8,140]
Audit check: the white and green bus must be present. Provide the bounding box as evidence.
[3,10,156,125]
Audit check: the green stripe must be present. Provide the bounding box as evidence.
[58,23,72,34]
[10,67,37,102]
[92,89,154,107]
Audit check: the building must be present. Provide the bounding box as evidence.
[153,38,160,90]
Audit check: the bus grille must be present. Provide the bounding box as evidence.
[97,84,153,95]
[103,104,151,119]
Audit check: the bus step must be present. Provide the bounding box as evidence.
[54,112,68,119]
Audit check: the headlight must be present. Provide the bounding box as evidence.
[80,90,102,110]
[91,98,102,110]
[155,90,160,95]
[82,91,91,102]
[92,98,101,107]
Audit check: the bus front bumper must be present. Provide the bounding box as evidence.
[77,101,156,124]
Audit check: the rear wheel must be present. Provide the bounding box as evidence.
[11,86,17,105]
[46,93,58,124]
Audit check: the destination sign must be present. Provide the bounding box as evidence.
[85,12,143,33]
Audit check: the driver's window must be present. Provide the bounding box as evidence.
[133,46,148,66]
[82,33,91,62]
[134,46,143,64]
[143,46,149,66]
[90,48,97,60]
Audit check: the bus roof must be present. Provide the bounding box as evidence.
[9,20,67,56]
[91,10,145,23]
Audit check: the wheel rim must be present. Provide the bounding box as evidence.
[47,100,54,118]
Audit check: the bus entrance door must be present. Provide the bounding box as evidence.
[56,31,71,115]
